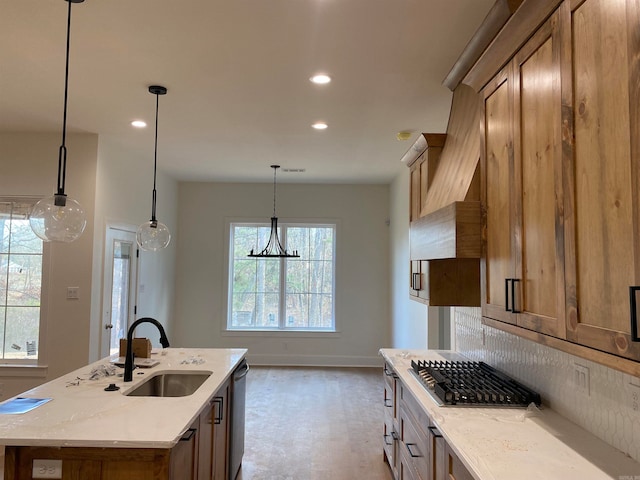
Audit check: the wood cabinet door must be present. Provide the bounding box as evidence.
[481,65,516,324]
[170,424,199,480]
[482,10,567,336]
[198,400,215,479]
[563,0,640,360]
[511,8,567,338]
[212,380,230,480]
[409,156,423,222]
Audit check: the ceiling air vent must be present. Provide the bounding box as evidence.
[281,168,306,173]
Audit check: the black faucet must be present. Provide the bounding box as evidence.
[123,317,170,382]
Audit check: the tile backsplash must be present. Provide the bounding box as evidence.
[454,307,640,463]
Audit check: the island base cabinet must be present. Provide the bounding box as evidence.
[4,446,174,480]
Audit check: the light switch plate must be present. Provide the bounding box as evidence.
[66,286,79,299]
[32,459,62,479]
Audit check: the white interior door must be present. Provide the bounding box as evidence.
[101,226,138,358]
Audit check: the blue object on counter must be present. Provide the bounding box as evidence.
[0,397,52,414]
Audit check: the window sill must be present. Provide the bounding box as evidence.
[0,364,48,377]
[222,329,340,338]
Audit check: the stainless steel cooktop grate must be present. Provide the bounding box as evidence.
[410,360,542,407]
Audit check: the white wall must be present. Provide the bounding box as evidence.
[174,181,390,366]
[389,166,429,348]
[0,132,178,400]
[0,132,97,397]
[90,138,178,359]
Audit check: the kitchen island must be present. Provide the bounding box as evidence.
[0,348,247,479]
[381,349,640,480]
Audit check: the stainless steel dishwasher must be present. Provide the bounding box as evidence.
[229,360,249,480]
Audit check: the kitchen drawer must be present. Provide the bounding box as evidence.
[399,405,430,480]
[445,443,474,480]
[383,412,398,473]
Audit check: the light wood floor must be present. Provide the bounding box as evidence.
[236,366,394,480]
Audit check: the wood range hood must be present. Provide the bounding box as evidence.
[403,85,483,306]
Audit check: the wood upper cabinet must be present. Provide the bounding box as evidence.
[562,0,640,360]
[408,135,447,222]
[481,8,566,338]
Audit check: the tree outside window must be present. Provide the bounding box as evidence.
[228,223,335,331]
[0,201,43,360]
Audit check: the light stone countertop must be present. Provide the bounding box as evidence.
[380,348,640,480]
[0,348,247,449]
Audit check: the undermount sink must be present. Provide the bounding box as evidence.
[125,371,212,397]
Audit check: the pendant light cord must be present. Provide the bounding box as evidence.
[151,92,159,222]
[57,0,73,196]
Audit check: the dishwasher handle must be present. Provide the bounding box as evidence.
[234,362,250,380]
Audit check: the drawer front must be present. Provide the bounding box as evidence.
[446,444,474,480]
[383,413,397,469]
[400,406,430,480]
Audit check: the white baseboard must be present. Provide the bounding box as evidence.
[246,353,383,367]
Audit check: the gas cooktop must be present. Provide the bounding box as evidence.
[410,360,542,408]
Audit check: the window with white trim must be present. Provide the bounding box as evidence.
[0,200,47,362]
[228,222,335,331]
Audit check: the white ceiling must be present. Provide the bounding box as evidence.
[0,0,494,184]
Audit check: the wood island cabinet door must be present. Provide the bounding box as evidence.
[563,0,640,360]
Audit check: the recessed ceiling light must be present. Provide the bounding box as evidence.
[131,120,147,128]
[312,122,328,130]
[310,74,331,85]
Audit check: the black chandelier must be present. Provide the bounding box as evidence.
[248,165,299,258]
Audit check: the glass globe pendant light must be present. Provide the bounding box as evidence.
[29,0,87,243]
[136,86,171,251]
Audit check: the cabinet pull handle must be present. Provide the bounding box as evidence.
[512,278,521,313]
[405,443,423,458]
[412,272,421,291]
[384,365,393,376]
[391,431,399,441]
[505,278,511,312]
[383,434,393,446]
[180,428,197,441]
[630,286,640,342]
[384,398,393,408]
[213,396,224,424]
[427,426,442,438]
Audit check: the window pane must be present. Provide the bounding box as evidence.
[3,306,39,359]
[287,227,308,259]
[286,259,308,293]
[7,254,42,305]
[234,226,259,258]
[0,201,43,361]
[254,293,279,327]
[233,259,257,293]
[285,293,308,328]
[232,292,255,326]
[229,222,334,331]
[0,204,41,255]
[0,306,4,358]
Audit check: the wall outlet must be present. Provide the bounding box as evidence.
[574,364,590,396]
[32,459,62,479]
[630,379,640,412]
